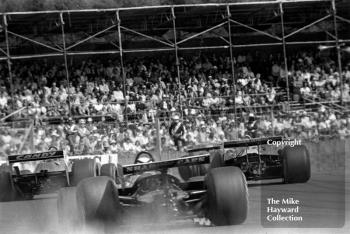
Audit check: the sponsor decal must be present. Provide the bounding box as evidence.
[8,151,64,163]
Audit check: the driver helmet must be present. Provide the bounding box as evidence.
[248,113,255,121]
[135,153,154,164]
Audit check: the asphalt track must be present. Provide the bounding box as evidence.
[0,170,349,234]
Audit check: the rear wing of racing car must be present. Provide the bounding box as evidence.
[187,136,283,153]
[68,153,118,165]
[8,151,64,164]
[123,154,210,175]
[7,151,72,193]
[8,151,67,180]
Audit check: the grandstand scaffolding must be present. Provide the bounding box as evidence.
[0,0,349,116]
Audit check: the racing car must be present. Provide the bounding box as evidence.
[56,136,310,230]
[57,151,248,231]
[0,151,116,201]
[179,136,311,184]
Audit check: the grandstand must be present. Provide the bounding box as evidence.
[0,0,349,160]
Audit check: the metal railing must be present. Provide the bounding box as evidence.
[0,107,27,122]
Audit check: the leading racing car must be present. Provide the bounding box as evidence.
[0,151,117,201]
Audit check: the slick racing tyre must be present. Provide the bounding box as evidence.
[100,163,117,181]
[100,163,123,183]
[0,170,18,202]
[178,156,209,181]
[178,162,208,181]
[178,151,223,181]
[209,151,225,169]
[282,145,311,183]
[57,187,82,232]
[76,176,122,226]
[205,167,248,226]
[71,159,100,186]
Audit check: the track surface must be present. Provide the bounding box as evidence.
[0,172,349,234]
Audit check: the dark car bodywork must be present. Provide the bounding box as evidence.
[187,136,288,180]
[118,154,210,208]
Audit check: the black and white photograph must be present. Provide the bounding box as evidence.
[0,0,349,233]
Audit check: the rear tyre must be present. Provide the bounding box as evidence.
[0,170,18,202]
[100,163,117,181]
[71,159,99,186]
[76,176,122,226]
[178,163,209,181]
[57,187,82,231]
[205,167,248,226]
[209,151,225,169]
[178,151,223,181]
[282,145,311,183]
[100,163,124,186]
[178,155,210,181]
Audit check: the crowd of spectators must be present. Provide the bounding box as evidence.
[0,53,281,121]
[267,51,350,103]
[1,50,350,160]
[1,105,349,159]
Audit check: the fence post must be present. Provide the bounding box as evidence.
[3,14,15,112]
[271,106,275,136]
[279,2,290,103]
[31,119,34,153]
[60,12,72,116]
[332,0,343,105]
[116,10,128,124]
[155,117,162,161]
[172,7,183,119]
[227,5,238,128]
